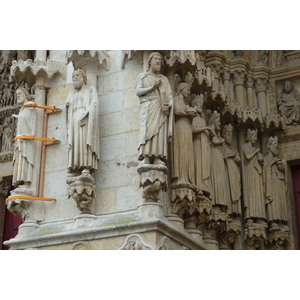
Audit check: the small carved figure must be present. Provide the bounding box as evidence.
[258,50,269,66]
[264,136,289,230]
[12,88,36,186]
[66,69,100,174]
[277,80,300,125]
[0,117,13,152]
[7,83,15,106]
[222,124,241,216]
[136,52,173,165]
[207,110,230,210]
[191,94,212,194]
[172,82,196,185]
[241,129,266,224]
[142,180,161,201]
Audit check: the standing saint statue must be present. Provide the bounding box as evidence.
[66,69,99,174]
[264,136,289,230]
[207,110,230,210]
[277,80,300,125]
[191,94,211,194]
[171,82,196,185]
[222,124,241,217]
[136,52,173,165]
[12,88,36,186]
[241,129,266,224]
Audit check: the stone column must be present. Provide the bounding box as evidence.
[85,61,98,88]
[246,75,254,108]
[0,179,11,248]
[209,62,222,93]
[254,77,268,116]
[233,69,246,108]
[223,68,231,99]
[36,50,47,61]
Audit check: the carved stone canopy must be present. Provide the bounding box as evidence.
[67,50,110,71]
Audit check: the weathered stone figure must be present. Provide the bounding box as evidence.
[66,69,99,174]
[222,124,241,216]
[264,136,288,229]
[207,110,230,209]
[1,117,13,152]
[241,129,266,222]
[191,94,211,194]
[12,88,36,186]
[172,82,196,185]
[278,80,300,125]
[136,52,173,165]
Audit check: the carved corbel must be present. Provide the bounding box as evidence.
[219,218,242,248]
[67,169,96,214]
[197,192,213,224]
[267,229,289,250]
[137,164,167,203]
[244,220,267,250]
[170,183,196,217]
[206,206,227,237]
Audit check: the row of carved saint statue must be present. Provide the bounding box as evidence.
[136,52,289,248]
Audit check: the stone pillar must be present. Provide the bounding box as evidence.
[223,68,231,99]
[254,77,268,116]
[233,69,246,108]
[209,63,222,93]
[0,179,11,248]
[246,75,254,108]
[85,61,98,88]
[36,50,47,61]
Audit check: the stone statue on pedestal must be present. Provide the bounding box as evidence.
[264,136,289,231]
[222,124,241,217]
[136,52,173,165]
[241,129,266,224]
[12,88,36,186]
[66,69,100,214]
[277,80,300,126]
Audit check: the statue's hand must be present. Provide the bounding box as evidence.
[162,103,171,115]
[80,111,89,121]
[152,79,162,90]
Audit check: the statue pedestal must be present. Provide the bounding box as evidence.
[137,202,164,219]
[73,213,96,228]
[166,214,185,232]
[16,220,39,238]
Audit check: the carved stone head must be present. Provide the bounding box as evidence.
[147,52,162,73]
[245,128,257,143]
[72,69,87,89]
[16,87,31,105]
[222,124,233,145]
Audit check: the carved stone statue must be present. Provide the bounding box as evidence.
[206,110,230,210]
[12,88,36,186]
[241,129,266,223]
[136,52,173,165]
[0,116,13,152]
[222,124,241,217]
[66,69,100,174]
[264,136,289,230]
[277,80,300,125]
[191,94,211,194]
[172,82,196,185]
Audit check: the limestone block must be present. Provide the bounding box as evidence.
[44,169,68,199]
[116,185,142,211]
[0,161,13,177]
[124,88,140,109]
[125,131,139,157]
[94,188,116,214]
[49,50,68,64]
[100,134,126,161]
[96,157,139,189]
[99,91,124,115]
[47,84,74,107]
[99,109,140,138]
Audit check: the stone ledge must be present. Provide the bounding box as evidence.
[4,212,208,250]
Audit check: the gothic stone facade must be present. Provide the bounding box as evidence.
[0,50,300,250]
